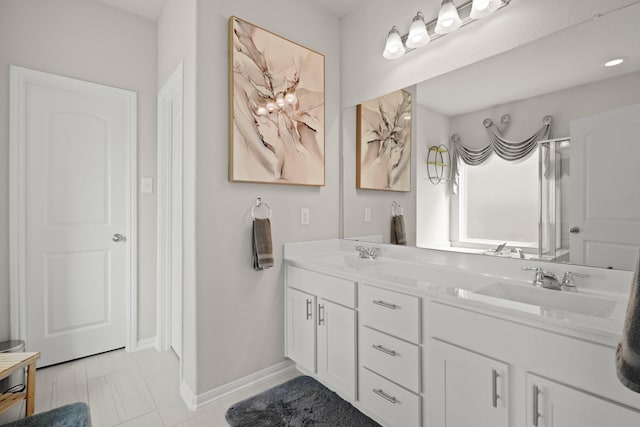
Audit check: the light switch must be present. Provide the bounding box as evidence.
[141,177,153,194]
[300,208,310,226]
[364,208,372,223]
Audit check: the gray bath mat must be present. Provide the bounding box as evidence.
[225,375,380,426]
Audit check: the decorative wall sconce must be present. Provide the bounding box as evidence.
[383,0,510,60]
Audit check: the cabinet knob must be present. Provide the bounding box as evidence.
[569,226,580,234]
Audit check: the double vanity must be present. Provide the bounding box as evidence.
[284,239,640,427]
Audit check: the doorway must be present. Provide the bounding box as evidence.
[157,63,184,359]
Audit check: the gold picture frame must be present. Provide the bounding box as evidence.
[228,16,325,186]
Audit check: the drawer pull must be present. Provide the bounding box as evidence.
[373,300,399,310]
[318,304,325,326]
[372,344,398,357]
[305,299,312,320]
[373,388,399,404]
[532,385,540,427]
[492,369,499,408]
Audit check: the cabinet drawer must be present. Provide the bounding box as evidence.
[360,368,421,427]
[359,284,420,343]
[288,266,356,308]
[361,327,420,393]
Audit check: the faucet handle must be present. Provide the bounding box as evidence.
[522,266,550,287]
[561,271,589,290]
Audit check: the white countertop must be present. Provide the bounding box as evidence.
[284,240,633,347]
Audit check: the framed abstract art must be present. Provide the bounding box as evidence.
[229,16,325,186]
[356,89,412,192]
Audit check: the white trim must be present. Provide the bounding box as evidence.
[9,65,138,354]
[156,63,184,354]
[180,360,296,410]
[133,337,157,352]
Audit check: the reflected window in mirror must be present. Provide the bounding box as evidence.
[457,151,538,250]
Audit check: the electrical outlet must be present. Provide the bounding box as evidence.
[141,177,153,194]
[364,207,372,223]
[300,208,310,225]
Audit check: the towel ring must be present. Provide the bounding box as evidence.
[251,197,272,219]
[391,201,403,216]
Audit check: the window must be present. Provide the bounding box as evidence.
[458,150,539,247]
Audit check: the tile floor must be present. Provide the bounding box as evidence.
[0,348,301,426]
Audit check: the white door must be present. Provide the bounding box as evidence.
[286,288,316,373]
[11,66,135,367]
[429,339,509,427]
[526,374,640,426]
[569,104,640,269]
[317,299,356,401]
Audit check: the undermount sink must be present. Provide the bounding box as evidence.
[474,282,617,318]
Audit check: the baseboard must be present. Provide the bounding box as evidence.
[133,337,157,351]
[180,360,296,410]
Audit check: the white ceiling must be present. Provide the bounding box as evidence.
[92,0,367,21]
[417,2,640,116]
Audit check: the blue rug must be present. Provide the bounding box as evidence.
[225,375,380,426]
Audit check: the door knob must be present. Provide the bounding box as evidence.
[112,233,126,242]
[569,227,580,234]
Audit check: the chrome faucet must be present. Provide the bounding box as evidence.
[522,266,562,290]
[355,246,379,260]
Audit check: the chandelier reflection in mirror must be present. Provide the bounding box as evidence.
[383,0,510,60]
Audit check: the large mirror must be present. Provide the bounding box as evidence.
[341,2,640,271]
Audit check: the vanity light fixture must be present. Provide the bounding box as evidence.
[470,0,502,19]
[406,12,430,48]
[435,0,462,34]
[383,0,510,60]
[383,26,406,59]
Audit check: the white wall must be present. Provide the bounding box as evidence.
[157,0,199,394]
[192,0,341,394]
[415,104,451,249]
[450,72,640,144]
[0,0,158,343]
[340,0,639,107]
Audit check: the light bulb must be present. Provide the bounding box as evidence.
[470,0,501,19]
[256,106,267,116]
[406,12,430,49]
[276,95,285,107]
[435,0,462,34]
[284,93,297,104]
[266,102,276,112]
[382,26,406,60]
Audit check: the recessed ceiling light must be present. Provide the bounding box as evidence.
[604,58,625,67]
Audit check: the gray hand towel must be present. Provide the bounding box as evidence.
[252,218,274,270]
[616,248,640,393]
[390,215,407,246]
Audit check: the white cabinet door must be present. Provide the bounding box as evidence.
[429,339,509,427]
[287,288,316,374]
[317,299,357,401]
[526,374,640,427]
